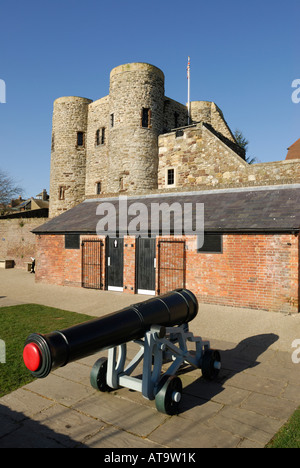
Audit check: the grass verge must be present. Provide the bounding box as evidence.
[266,407,300,448]
[0,303,93,398]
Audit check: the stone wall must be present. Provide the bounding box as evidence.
[107,63,165,193]
[49,96,92,218]
[163,97,188,132]
[158,123,300,190]
[190,101,235,142]
[0,218,48,268]
[85,96,109,196]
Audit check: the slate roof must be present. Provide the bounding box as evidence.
[32,185,300,235]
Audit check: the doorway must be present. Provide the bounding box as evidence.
[107,237,124,291]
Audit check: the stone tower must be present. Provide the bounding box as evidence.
[48,62,240,218]
[107,63,165,193]
[49,96,92,218]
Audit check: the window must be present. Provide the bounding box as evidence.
[110,114,114,128]
[167,168,175,186]
[65,234,80,250]
[96,129,100,146]
[141,108,151,128]
[198,234,223,253]
[58,186,66,200]
[77,131,84,147]
[96,181,101,195]
[96,128,106,146]
[51,133,55,151]
[101,127,105,144]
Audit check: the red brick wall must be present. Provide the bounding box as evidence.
[123,236,136,294]
[35,232,299,313]
[182,233,299,313]
[36,234,106,288]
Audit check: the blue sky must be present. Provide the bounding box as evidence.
[0,0,299,198]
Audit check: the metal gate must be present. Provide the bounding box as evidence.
[82,240,104,289]
[157,240,186,295]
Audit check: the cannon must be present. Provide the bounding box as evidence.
[23,289,221,415]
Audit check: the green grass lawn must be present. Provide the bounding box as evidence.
[0,303,93,398]
[266,407,300,448]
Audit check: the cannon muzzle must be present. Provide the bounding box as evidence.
[23,289,198,378]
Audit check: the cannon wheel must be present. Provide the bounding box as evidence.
[201,349,221,381]
[90,357,112,392]
[155,375,182,415]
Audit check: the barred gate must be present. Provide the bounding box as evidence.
[82,240,104,289]
[157,240,186,295]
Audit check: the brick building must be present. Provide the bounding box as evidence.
[33,185,300,313]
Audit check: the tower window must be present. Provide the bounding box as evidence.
[77,131,85,147]
[96,127,106,146]
[96,129,100,146]
[51,133,55,151]
[110,114,114,128]
[58,186,66,200]
[141,108,151,128]
[96,182,101,195]
[167,168,175,186]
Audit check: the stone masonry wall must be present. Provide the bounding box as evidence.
[158,123,300,190]
[49,96,92,218]
[107,63,165,193]
[85,96,110,196]
[190,101,235,142]
[0,218,48,269]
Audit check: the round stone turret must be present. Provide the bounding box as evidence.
[49,96,92,217]
[107,63,165,193]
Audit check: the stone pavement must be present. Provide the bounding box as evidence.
[0,269,300,448]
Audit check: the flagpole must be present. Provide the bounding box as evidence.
[187,56,191,125]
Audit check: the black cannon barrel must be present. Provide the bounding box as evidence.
[23,289,198,378]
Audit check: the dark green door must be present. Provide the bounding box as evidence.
[107,237,124,291]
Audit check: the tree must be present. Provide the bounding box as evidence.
[0,169,24,206]
[234,129,256,164]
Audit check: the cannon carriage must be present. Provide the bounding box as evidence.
[23,289,221,415]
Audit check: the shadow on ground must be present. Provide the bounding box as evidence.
[0,404,87,448]
[179,333,279,413]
